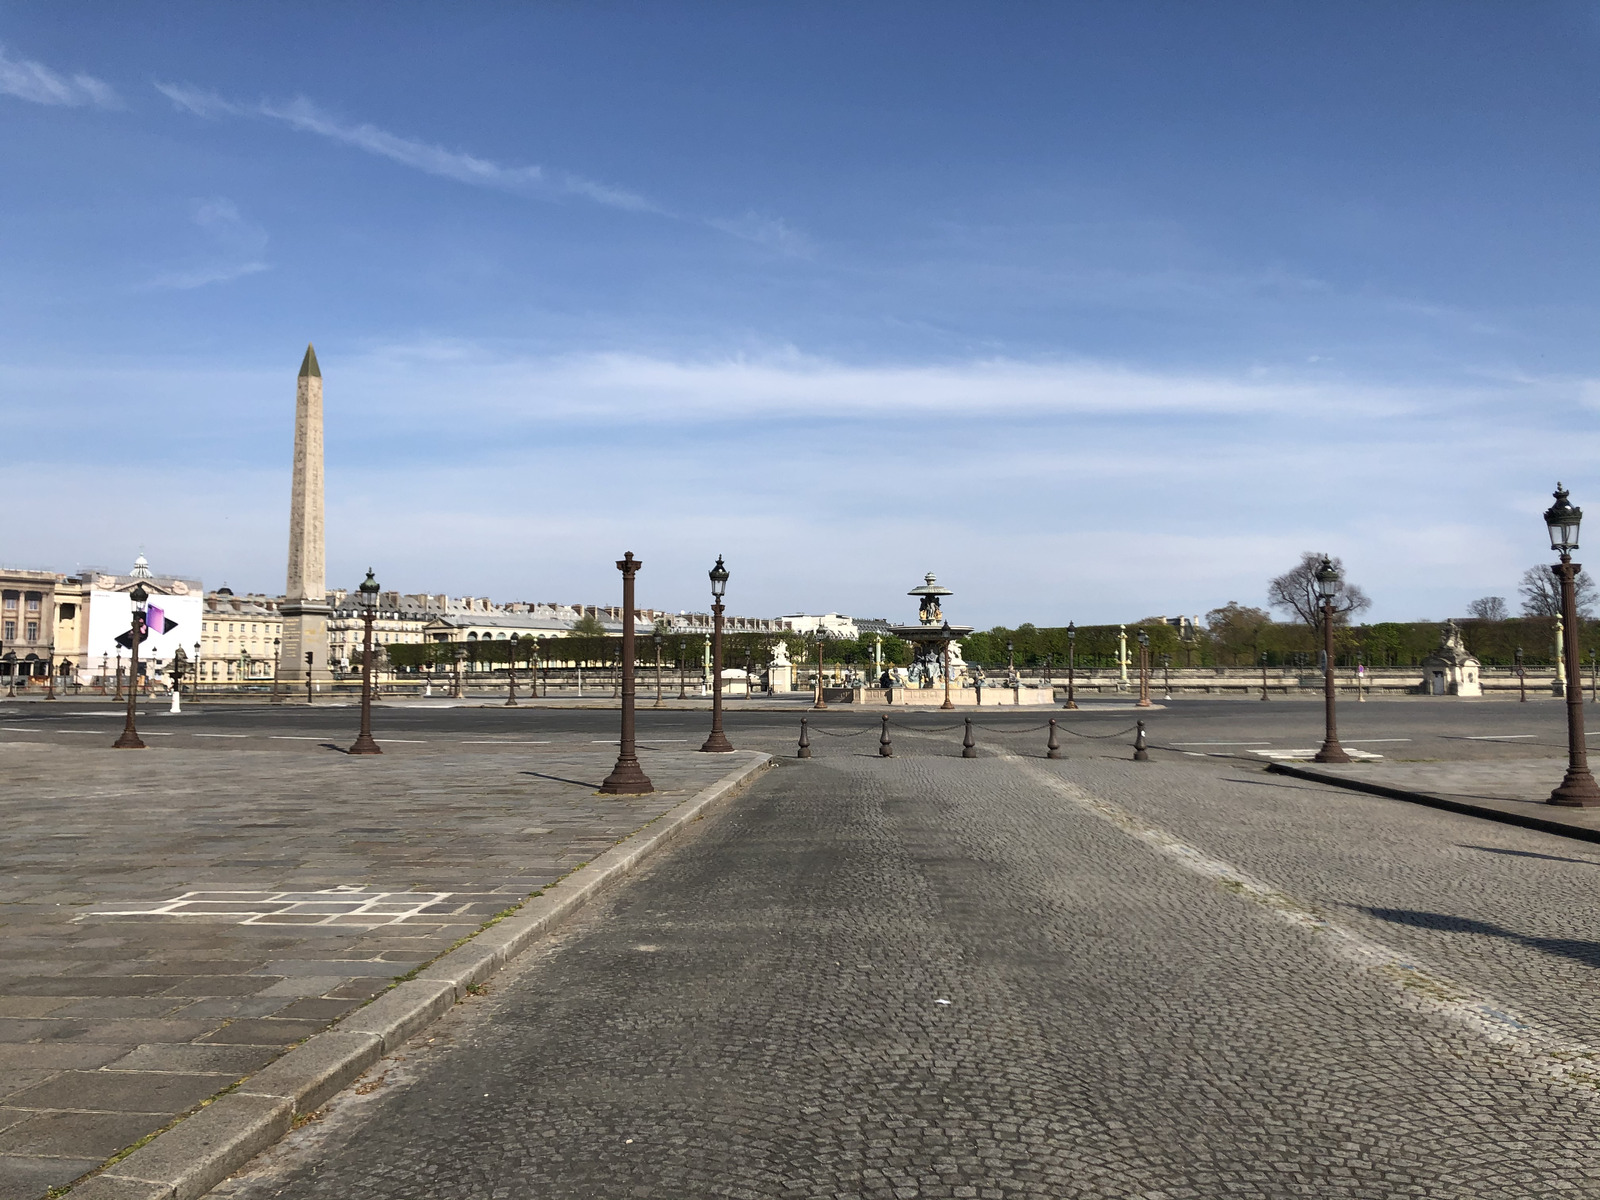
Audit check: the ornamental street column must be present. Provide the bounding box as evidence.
[279,344,333,696]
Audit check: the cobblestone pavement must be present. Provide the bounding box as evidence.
[215,748,1600,1199]
[0,741,760,1200]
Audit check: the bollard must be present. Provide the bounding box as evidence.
[1047,718,1061,759]
[797,717,812,759]
[962,716,978,759]
[1133,720,1149,762]
[879,714,893,757]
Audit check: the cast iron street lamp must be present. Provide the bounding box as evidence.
[505,634,520,707]
[1312,557,1352,763]
[4,650,15,698]
[1543,485,1600,805]
[653,629,664,708]
[1135,629,1152,708]
[271,637,281,703]
[1063,622,1078,709]
[1515,646,1526,702]
[600,552,653,794]
[1160,653,1172,701]
[113,584,149,749]
[44,643,56,701]
[349,570,383,755]
[941,620,955,710]
[813,628,828,710]
[701,556,734,752]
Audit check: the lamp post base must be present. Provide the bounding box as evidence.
[1549,768,1600,807]
[700,731,734,753]
[1313,741,1352,764]
[599,757,654,795]
[112,730,145,750]
[348,734,382,756]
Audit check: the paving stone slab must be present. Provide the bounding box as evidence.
[1268,758,1600,842]
[0,742,768,1198]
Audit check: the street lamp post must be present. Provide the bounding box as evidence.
[1136,630,1152,708]
[1161,653,1172,701]
[349,570,382,755]
[5,650,16,698]
[941,620,955,710]
[44,643,56,701]
[653,630,664,708]
[505,635,520,707]
[113,584,149,749]
[813,629,828,710]
[1516,646,1526,702]
[1259,651,1269,701]
[1543,485,1600,806]
[1064,622,1078,709]
[1312,557,1352,764]
[701,556,734,753]
[271,637,281,703]
[600,552,653,795]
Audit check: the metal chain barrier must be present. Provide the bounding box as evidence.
[796,713,1145,760]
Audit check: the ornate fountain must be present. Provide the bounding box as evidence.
[888,573,972,692]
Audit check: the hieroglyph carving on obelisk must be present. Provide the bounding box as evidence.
[279,344,333,691]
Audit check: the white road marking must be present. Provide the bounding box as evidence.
[194,733,248,738]
[1172,741,1272,746]
[1249,748,1385,760]
[460,740,549,744]
[269,736,324,740]
[1459,734,1537,740]
[1342,738,1412,743]
[82,885,453,927]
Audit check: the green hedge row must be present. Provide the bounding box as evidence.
[961,618,1590,670]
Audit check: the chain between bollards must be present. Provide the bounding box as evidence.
[1047,718,1062,759]
[797,717,811,759]
[962,716,977,758]
[1133,719,1149,761]
[879,714,893,757]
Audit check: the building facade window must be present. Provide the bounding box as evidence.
[25,594,40,612]
[3,620,13,640]
[26,622,38,641]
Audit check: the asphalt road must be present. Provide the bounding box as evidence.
[0,692,1585,762]
[180,696,1600,1199]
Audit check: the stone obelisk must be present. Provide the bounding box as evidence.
[279,344,332,696]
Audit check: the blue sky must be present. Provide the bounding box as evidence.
[3,2,1598,627]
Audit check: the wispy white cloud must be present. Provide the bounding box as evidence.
[706,212,814,257]
[0,44,120,108]
[144,196,270,290]
[148,261,269,291]
[154,83,656,213]
[347,342,1444,425]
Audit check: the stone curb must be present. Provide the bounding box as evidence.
[1265,761,1600,846]
[65,751,774,1200]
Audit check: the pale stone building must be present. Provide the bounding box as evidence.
[200,590,284,682]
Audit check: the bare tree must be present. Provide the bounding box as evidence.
[1466,596,1508,622]
[1518,565,1598,618]
[1267,552,1371,634]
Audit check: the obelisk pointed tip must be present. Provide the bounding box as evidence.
[298,343,321,379]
